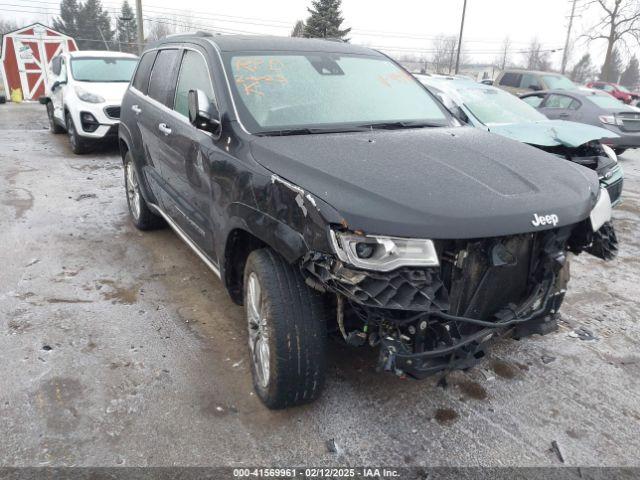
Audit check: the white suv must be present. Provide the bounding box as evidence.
[43,51,138,154]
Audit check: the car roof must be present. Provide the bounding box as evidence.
[156,33,380,56]
[521,87,610,98]
[68,50,138,59]
[500,69,567,76]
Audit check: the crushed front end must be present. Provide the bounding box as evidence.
[301,198,617,379]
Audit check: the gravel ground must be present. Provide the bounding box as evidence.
[1,102,639,468]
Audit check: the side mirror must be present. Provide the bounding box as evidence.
[51,80,64,91]
[188,89,220,135]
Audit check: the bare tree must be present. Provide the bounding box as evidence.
[0,18,18,43]
[522,38,552,71]
[496,36,512,70]
[583,0,640,82]
[431,35,458,74]
[145,18,176,43]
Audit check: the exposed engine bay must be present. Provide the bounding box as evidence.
[302,219,618,379]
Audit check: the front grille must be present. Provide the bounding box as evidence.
[104,106,121,119]
[606,178,623,204]
[617,112,640,132]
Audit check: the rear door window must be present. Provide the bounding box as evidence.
[521,94,545,108]
[132,50,157,94]
[174,50,216,118]
[544,94,576,109]
[148,49,181,107]
[499,72,522,88]
[520,74,542,90]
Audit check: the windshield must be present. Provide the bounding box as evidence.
[70,57,138,82]
[225,53,450,133]
[542,74,575,90]
[618,85,631,93]
[457,86,547,124]
[588,94,625,109]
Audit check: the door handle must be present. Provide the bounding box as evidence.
[559,113,570,118]
[131,104,142,115]
[158,123,172,136]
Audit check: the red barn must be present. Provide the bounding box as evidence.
[1,23,77,101]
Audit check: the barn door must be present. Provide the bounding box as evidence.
[13,28,67,100]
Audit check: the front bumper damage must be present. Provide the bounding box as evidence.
[302,220,617,379]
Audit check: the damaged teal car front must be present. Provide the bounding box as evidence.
[417,76,624,205]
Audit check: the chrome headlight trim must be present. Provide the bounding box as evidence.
[590,188,612,232]
[329,230,439,272]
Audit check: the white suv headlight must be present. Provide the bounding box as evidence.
[74,86,105,103]
[590,188,612,232]
[330,230,439,272]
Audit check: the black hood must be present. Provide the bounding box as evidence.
[249,127,600,239]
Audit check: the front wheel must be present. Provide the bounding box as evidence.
[65,112,91,154]
[244,248,327,409]
[47,102,64,133]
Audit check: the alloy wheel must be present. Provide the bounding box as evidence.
[247,272,270,388]
[125,161,141,221]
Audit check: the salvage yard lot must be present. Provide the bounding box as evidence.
[1,102,639,467]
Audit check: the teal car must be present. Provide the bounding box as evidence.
[416,76,624,205]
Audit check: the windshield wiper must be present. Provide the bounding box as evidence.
[357,121,446,130]
[256,126,368,136]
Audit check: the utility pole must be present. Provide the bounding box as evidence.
[561,0,579,74]
[135,0,144,55]
[454,0,467,74]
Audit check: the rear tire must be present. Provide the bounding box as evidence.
[244,248,327,409]
[66,112,91,154]
[47,102,64,133]
[123,151,164,230]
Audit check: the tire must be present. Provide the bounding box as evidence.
[614,148,627,156]
[244,248,327,409]
[123,151,164,230]
[0,95,6,104]
[65,112,91,154]
[47,102,65,134]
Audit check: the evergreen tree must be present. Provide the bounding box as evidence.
[570,54,596,84]
[291,20,305,37]
[53,0,81,39]
[77,0,114,50]
[303,0,350,41]
[600,47,623,82]
[117,0,138,53]
[620,56,639,89]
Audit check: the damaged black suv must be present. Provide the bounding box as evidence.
[119,34,617,409]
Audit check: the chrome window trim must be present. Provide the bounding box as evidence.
[206,39,252,135]
[128,44,219,137]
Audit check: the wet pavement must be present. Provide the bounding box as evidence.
[1,102,639,467]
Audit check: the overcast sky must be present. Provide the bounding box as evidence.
[4,0,629,69]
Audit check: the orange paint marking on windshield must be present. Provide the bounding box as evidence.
[236,74,288,96]
[235,58,263,73]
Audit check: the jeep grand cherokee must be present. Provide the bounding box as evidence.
[118,34,617,409]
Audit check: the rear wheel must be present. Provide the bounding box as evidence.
[47,102,64,133]
[124,151,164,230]
[66,112,91,154]
[244,248,327,409]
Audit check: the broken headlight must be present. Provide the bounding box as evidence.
[329,230,439,272]
[601,144,618,163]
[590,188,612,232]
